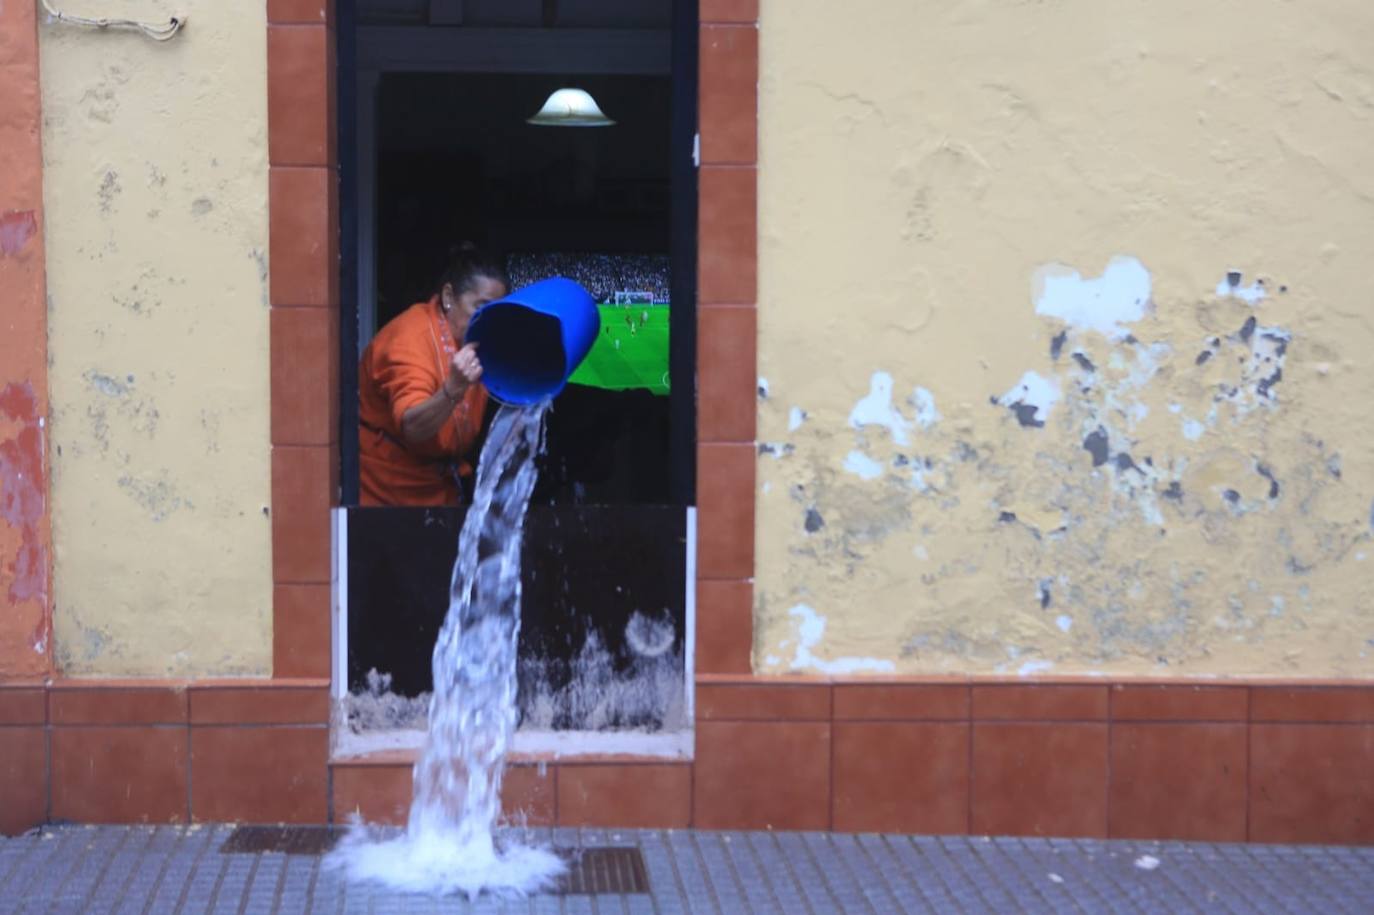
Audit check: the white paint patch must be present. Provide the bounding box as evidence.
[788,407,806,432]
[764,654,780,666]
[844,450,884,481]
[1216,272,1266,304]
[913,544,930,560]
[910,387,941,429]
[1048,873,1065,884]
[1168,403,1183,414]
[1018,659,1055,676]
[1056,615,1074,633]
[999,371,1061,425]
[786,604,896,674]
[849,372,911,444]
[1134,855,1161,871]
[1182,419,1205,441]
[1033,256,1152,339]
[761,481,772,495]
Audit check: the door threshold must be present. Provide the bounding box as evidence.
[331,727,694,763]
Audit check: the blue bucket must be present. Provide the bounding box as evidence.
[464,277,600,405]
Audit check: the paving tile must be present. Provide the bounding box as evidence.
[3,821,1374,911]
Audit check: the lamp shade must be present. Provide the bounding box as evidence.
[527,88,615,127]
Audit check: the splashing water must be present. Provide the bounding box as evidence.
[329,403,564,897]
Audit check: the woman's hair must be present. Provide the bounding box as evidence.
[438,241,509,296]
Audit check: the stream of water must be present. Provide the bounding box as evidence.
[329,403,564,897]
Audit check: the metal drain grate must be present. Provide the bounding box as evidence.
[554,847,650,895]
[219,829,649,895]
[220,826,341,856]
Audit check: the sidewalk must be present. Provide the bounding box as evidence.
[2,824,1371,913]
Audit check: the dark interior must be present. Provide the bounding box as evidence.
[374,72,671,323]
[342,32,692,708]
[348,505,686,729]
[373,72,674,507]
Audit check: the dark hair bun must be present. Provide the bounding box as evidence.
[438,241,510,296]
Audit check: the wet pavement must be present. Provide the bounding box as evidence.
[2,823,1371,913]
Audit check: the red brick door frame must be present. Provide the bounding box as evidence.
[265,0,762,681]
[0,0,54,683]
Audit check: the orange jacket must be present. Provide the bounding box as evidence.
[358,298,488,506]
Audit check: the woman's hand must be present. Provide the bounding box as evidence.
[443,344,483,399]
[401,344,483,445]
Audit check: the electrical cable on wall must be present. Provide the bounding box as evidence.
[39,0,185,41]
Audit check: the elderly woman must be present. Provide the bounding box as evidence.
[358,245,509,506]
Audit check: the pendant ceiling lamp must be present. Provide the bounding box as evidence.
[527,88,615,127]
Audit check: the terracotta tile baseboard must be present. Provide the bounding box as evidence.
[1,679,329,833]
[690,675,1374,843]
[5,676,1373,845]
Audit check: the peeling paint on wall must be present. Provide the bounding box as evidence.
[849,372,911,444]
[0,210,38,256]
[0,383,49,609]
[40,6,272,676]
[1033,256,1152,339]
[758,0,1374,677]
[782,604,896,674]
[997,371,1060,428]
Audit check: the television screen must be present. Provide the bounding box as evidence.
[507,253,670,396]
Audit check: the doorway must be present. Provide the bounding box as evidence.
[332,0,697,756]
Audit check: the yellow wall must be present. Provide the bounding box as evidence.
[40,2,272,676]
[755,0,1374,677]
